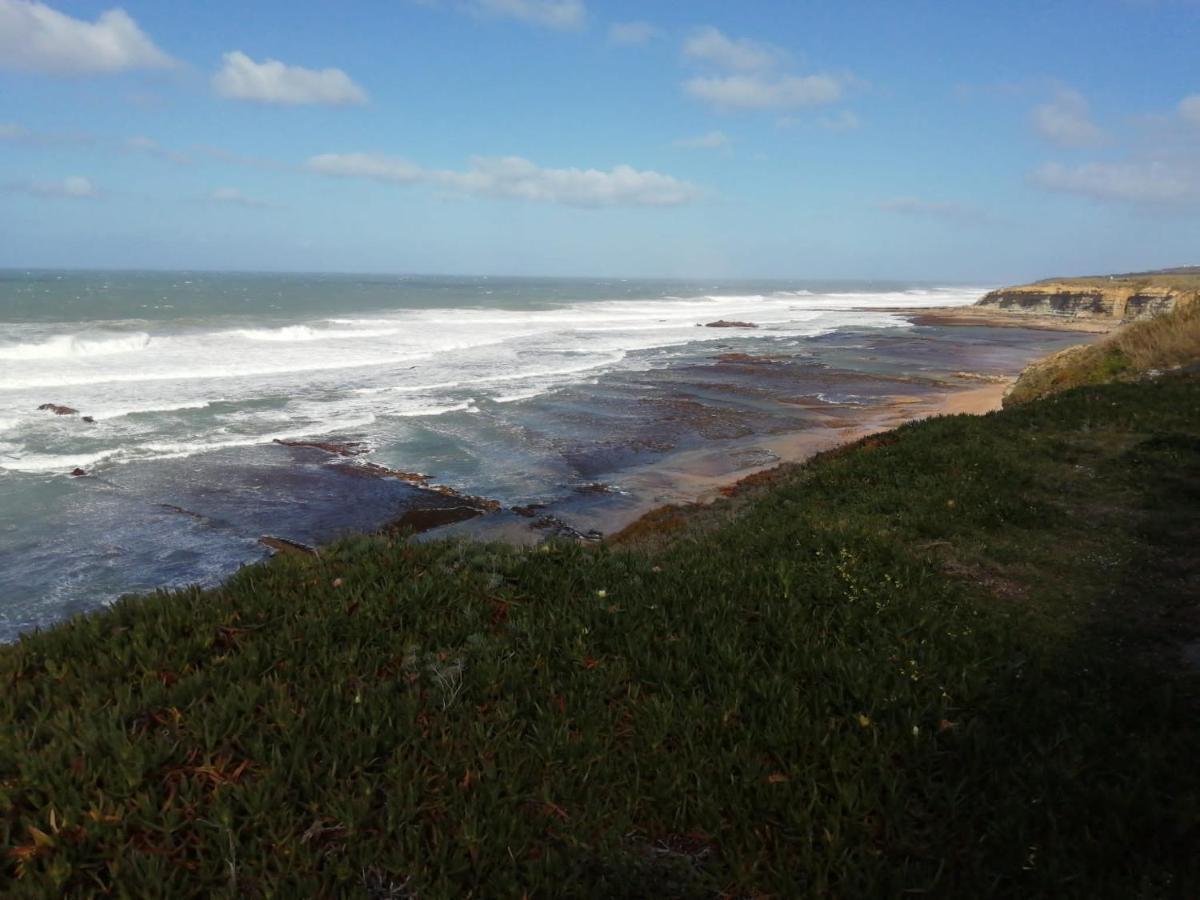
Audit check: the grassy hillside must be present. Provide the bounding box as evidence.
[1032,272,1200,291]
[3,375,1199,898]
[1006,300,1200,405]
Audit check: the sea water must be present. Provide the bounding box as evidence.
[0,270,990,639]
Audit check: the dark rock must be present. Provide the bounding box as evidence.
[386,505,484,534]
[715,352,782,364]
[531,514,603,543]
[38,403,78,416]
[574,482,618,495]
[702,320,758,329]
[159,504,209,521]
[512,503,547,518]
[259,536,319,556]
[81,416,95,424]
[273,438,367,457]
[69,468,88,477]
[347,462,433,484]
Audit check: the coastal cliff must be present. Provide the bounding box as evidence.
[976,268,1200,323]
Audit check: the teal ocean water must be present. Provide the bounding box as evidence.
[1,270,1016,639]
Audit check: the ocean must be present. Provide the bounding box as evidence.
[0,270,1033,640]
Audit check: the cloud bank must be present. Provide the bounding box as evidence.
[469,0,586,30]
[307,152,700,207]
[13,175,98,198]
[683,26,782,71]
[685,74,843,110]
[0,0,173,74]
[673,130,731,150]
[1031,159,1200,206]
[1030,88,1104,147]
[212,51,368,106]
[680,27,848,113]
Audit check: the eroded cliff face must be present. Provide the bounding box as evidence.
[977,281,1193,322]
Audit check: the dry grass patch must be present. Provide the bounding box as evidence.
[1006,300,1200,405]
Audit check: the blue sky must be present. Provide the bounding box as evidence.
[1,0,1198,280]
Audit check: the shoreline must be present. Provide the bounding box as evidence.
[1,313,1099,639]
[566,380,1015,543]
[439,372,1035,549]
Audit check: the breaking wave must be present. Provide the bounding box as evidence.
[0,333,151,361]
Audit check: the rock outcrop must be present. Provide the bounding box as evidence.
[703,320,758,329]
[976,270,1199,323]
[38,403,79,416]
[259,536,320,556]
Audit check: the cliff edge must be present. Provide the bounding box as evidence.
[977,268,1200,323]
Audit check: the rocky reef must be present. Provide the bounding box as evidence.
[977,269,1199,323]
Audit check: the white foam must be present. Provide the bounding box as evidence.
[230,325,399,342]
[0,332,150,360]
[88,399,225,420]
[0,417,380,474]
[0,284,989,473]
[493,388,547,404]
[393,400,475,418]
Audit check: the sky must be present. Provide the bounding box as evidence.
[1,0,1199,281]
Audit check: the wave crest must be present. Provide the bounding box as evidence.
[231,325,398,342]
[0,333,151,361]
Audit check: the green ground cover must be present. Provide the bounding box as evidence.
[3,374,1199,898]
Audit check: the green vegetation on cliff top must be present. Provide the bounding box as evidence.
[3,375,1199,898]
[1028,268,1200,291]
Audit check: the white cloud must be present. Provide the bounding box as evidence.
[308,152,424,182]
[608,20,658,45]
[683,26,782,71]
[307,152,700,207]
[879,197,994,225]
[673,130,731,150]
[817,110,861,132]
[125,135,191,165]
[14,175,98,198]
[685,74,843,111]
[469,0,586,30]
[212,51,368,106]
[447,157,698,206]
[208,187,278,209]
[0,0,173,74]
[1030,88,1104,147]
[1031,160,1200,206]
[1180,94,1200,126]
